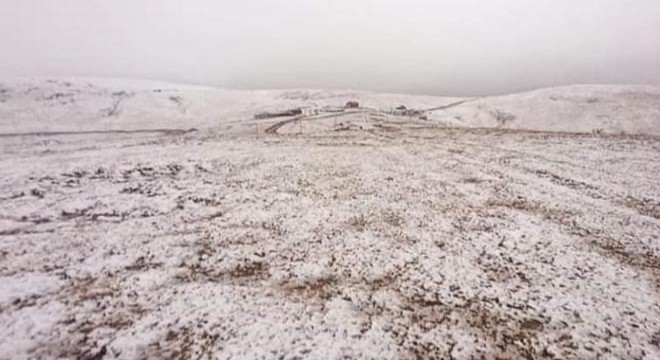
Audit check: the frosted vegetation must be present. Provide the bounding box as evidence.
[1,79,659,359]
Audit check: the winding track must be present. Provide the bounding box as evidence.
[423,97,480,112]
[263,99,483,135]
[263,110,366,134]
[263,116,305,134]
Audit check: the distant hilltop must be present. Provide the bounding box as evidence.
[1,77,659,135]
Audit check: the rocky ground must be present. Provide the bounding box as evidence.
[1,117,659,359]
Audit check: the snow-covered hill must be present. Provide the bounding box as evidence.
[430,85,660,135]
[1,118,659,359]
[0,77,659,135]
[2,78,660,359]
[0,78,452,133]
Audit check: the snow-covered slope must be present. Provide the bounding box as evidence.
[1,124,659,359]
[1,78,660,359]
[1,77,659,135]
[431,85,660,135]
[0,78,453,133]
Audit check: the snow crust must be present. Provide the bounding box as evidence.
[0,78,659,359]
[1,78,658,135]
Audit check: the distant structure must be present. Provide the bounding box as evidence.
[320,105,345,113]
[300,107,317,116]
[344,101,360,109]
[254,108,303,119]
[392,105,424,117]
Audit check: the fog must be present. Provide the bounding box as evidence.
[1,0,659,95]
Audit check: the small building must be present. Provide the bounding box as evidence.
[320,105,345,113]
[345,101,360,109]
[391,105,424,117]
[300,107,317,116]
[254,108,303,119]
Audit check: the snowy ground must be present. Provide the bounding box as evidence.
[1,78,659,135]
[1,116,659,359]
[1,79,660,359]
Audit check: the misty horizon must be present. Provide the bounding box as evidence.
[1,0,659,96]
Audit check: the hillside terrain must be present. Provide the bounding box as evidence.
[1,78,659,135]
[0,78,659,359]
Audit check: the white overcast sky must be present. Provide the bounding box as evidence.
[1,0,659,95]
